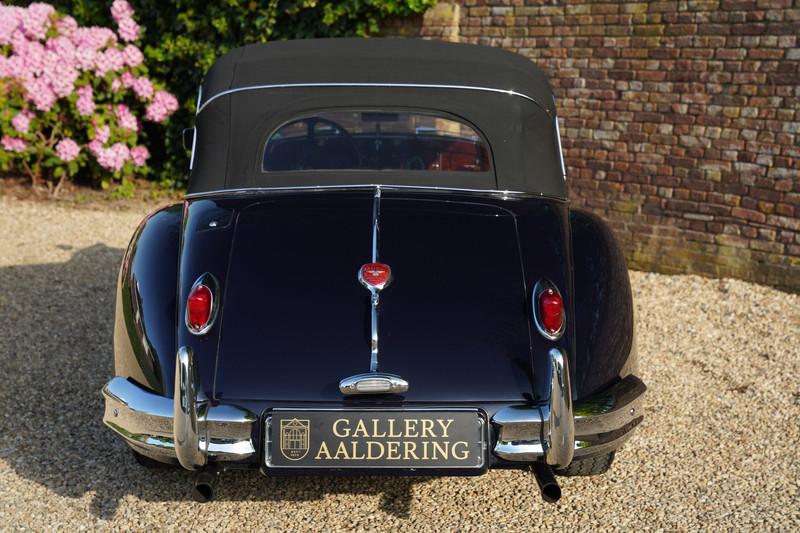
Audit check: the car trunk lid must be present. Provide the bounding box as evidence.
[214,192,536,402]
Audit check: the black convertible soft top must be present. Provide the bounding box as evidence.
[189,38,566,197]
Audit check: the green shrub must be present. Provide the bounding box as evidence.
[13,0,436,189]
[0,2,178,194]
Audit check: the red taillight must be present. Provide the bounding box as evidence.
[187,284,213,332]
[539,288,564,336]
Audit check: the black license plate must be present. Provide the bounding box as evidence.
[265,409,486,469]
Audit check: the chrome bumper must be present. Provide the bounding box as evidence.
[103,346,644,471]
[492,351,646,465]
[102,347,257,469]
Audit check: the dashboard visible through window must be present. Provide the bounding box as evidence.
[263,110,491,173]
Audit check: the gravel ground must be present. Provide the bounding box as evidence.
[0,197,798,532]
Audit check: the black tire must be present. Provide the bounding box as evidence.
[131,449,174,469]
[556,452,615,477]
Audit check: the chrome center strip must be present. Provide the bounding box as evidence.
[369,186,381,373]
[196,82,546,115]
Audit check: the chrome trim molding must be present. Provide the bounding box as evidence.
[184,184,561,201]
[197,82,546,115]
[532,279,566,341]
[367,187,382,372]
[554,115,566,181]
[102,347,257,468]
[338,372,409,395]
[492,373,646,464]
[372,186,381,264]
[185,272,220,336]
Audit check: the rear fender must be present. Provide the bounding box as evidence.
[569,209,636,399]
[114,203,183,394]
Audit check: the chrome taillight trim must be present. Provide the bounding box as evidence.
[185,272,219,335]
[532,279,566,341]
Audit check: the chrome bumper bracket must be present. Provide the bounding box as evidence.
[102,346,257,468]
[492,352,645,465]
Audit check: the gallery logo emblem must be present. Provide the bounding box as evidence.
[280,418,310,461]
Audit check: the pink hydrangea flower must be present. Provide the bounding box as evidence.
[23,76,57,111]
[94,142,130,172]
[111,0,134,22]
[55,15,78,38]
[20,3,54,41]
[94,124,111,144]
[145,90,179,122]
[116,17,139,42]
[11,111,32,134]
[130,145,149,166]
[55,138,80,162]
[2,136,27,153]
[45,60,79,98]
[115,104,138,131]
[2,2,174,180]
[73,46,96,70]
[76,85,95,116]
[120,70,135,88]
[122,44,143,67]
[95,47,125,76]
[87,139,103,155]
[0,6,24,46]
[18,40,46,77]
[132,76,153,100]
[71,26,116,51]
[46,36,75,57]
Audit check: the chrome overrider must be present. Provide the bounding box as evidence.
[102,346,257,469]
[103,346,644,471]
[493,348,646,466]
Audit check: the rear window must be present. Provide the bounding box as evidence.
[263,110,491,173]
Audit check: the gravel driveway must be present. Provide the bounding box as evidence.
[0,198,798,531]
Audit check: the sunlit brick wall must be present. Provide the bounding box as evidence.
[385,0,800,291]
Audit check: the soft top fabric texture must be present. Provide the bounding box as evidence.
[189,38,565,197]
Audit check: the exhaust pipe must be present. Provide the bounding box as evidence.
[530,462,561,503]
[192,466,220,502]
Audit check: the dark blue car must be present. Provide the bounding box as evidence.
[102,38,645,503]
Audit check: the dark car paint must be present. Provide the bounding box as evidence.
[114,190,634,414]
[570,209,636,396]
[214,193,553,402]
[113,204,182,394]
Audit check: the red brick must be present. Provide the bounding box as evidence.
[731,207,767,223]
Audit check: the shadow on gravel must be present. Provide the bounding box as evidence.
[0,244,421,519]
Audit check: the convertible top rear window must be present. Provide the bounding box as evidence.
[263,110,491,173]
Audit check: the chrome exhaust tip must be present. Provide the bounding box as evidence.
[531,462,561,503]
[192,467,220,502]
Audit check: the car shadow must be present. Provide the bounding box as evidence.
[0,244,425,519]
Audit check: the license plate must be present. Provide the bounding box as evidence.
[265,409,486,469]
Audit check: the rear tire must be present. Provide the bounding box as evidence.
[131,449,174,469]
[555,452,615,477]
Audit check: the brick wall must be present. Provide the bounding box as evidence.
[385,1,800,292]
